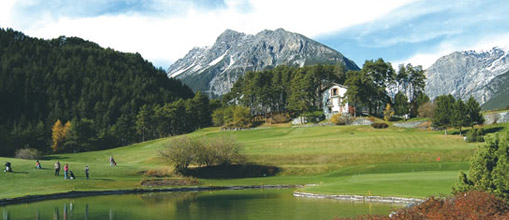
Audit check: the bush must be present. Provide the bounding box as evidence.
[465,128,484,142]
[15,148,42,159]
[453,133,509,200]
[371,123,388,129]
[159,137,196,169]
[271,113,289,124]
[331,113,353,125]
[335,191,509,220]
[160,136,246,170]
[418,102,436,118]
[301,111,325,123]
[368,116,376,123]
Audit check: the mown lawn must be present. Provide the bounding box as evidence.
[1,122,507,199]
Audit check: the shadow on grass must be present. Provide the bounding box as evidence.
[451,126,504,135]
[482,126,504,134]
[180,164,281,179]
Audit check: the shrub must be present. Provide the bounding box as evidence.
[159,137,196,169]
[368,116,376,123]
[418,101,436,118]
[271,113,289,124]
[453,133,509,200]
[301,111,325,123]
[371,123,388,129]
[331,113,353,125]
[465,128,484,142]
[15,148,42,160]
[335,191,509,220]
[160,136,246,170]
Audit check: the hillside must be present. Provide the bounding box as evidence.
[167,28,359,97]
[481,70,509,110]
[0,28,194,156]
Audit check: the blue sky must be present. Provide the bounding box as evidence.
[1,0,508,69]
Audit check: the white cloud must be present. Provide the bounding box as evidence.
[2,0,416,68]
[0,0,16,25]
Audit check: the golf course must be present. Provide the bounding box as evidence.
[2,120,506,201]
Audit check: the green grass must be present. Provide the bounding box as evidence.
[2,123,507,200]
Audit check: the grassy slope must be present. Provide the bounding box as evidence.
[2,123,507,199]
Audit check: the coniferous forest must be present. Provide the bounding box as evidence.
[0,28,209,156]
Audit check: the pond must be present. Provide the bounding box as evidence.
[1,189,402,220]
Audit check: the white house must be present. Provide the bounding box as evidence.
[323,84,350,119]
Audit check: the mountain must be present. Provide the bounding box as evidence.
[425,47,509,109]
[167,28,359,96]
[481,70,509,110]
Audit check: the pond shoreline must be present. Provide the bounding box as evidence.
[1,184,425,206]
[0,185,301,206]
[294,191,424,204]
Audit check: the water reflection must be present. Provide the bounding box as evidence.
[1,190,401,220]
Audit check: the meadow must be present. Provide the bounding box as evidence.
[2,122,507,200]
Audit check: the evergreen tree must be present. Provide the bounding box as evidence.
[135,105,152,142]
[432,95,455,134]
[453,133,509,199]
[466,96,484,128]
[452,99,468,135]
[393,91,409,116]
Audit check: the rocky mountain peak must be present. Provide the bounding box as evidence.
[168,28,359,97]
[425,47,509,106]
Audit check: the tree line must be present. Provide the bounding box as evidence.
[218,59,428,127]
[0,28,209,156]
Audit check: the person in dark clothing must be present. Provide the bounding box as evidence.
[4,162,12,172]
[85,166,89,180]
[69,170,75,179]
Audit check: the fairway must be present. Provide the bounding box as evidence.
[2,123,506,200]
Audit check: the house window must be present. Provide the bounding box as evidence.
[332,88,338,96]
[328,107,332,112]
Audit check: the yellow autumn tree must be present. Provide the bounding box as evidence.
[383,103,394,122]
[51,120,72,152]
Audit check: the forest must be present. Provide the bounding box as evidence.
[0,28,210,156]
[220,59,429,122]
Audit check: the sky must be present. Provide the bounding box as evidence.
[1,0,509,70]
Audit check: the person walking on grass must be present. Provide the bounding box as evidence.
[54,161,60,176]
[64,163,69,179]
[85,165,89,180]
[109,156,116,167]
[4,161,12,172]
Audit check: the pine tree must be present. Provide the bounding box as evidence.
[453,133,509,199]
[393,91,409,116]
[432,95,455,135]
[466,96,484,128]
[452,99,468,135]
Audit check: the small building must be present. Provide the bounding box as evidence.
[323,84,350,119]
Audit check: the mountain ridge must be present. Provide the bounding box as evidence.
[425,47,509,109]
[167,28,359,96]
